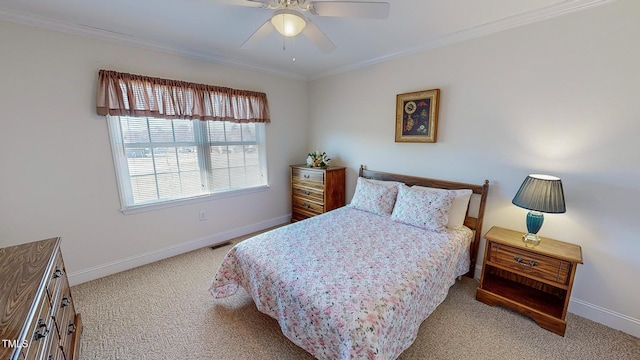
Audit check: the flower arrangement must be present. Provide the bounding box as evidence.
[306,151,331,168]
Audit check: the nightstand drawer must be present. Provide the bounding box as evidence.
[488,242,571,285]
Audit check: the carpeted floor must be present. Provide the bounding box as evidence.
[71,232,639,360]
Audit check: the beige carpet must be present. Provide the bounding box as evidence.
[71,232,639,360]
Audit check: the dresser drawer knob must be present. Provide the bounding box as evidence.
[303,190,311,195]
[61,295,70,308]
[52,268,64,279]
[304,174,310,178]
[67,322,77,334]
[303,203,311,208]
[34,329,48,341]
[514,256,538,267]
[34,320,48,340]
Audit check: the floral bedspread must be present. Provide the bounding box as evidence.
[210,206,472,360]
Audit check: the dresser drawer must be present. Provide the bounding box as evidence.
[292,185,324,202]
[293,195,324,213]
[292,168,325,189]
[488,242,571,285]
[47,250,66,308]
[52,280,74,338]
[59,297,78,357]
[49,345,66,360]
[292,208,316,222]
[22,294,54,360]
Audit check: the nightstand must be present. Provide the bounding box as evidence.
[476,226,583,336]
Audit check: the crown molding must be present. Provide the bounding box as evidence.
[308,0,615,80]
[1,0,614,81]
[0,7,307,81]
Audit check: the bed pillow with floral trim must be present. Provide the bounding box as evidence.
[366,179,403,189]
[348,177,399,216]
[412,186,473,230]
[391,185,456,232]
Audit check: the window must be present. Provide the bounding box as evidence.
[95,69,271,213]
[108,116,268,212]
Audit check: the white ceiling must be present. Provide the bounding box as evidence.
[0,0,611,80]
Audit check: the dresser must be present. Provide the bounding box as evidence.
[290,165,346,222]
[476,226,582,336]
[0,238,82,360]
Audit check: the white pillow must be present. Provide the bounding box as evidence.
[348,177,399,216]
[391,185,456,232]
[412,186,473,230]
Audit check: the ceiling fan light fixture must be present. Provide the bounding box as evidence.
[271,9,306,37]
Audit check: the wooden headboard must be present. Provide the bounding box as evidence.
[359,165,490,277]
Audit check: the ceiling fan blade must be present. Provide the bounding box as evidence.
[302,20,336,53]
[192,0,268,7]
[245,0,276,7]
[241,19,274,49]
[308,1,390,19]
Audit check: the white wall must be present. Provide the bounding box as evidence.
[1,0,638,339]
[308,0,639,336]
[0,20,308,284]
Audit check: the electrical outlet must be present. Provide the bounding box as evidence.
[199,210,206,221]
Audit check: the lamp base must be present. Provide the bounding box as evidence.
[522,232,541,248]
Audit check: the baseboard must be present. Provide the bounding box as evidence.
[68,214,291,286]
[473,265,639,338]
[569,298,640,338]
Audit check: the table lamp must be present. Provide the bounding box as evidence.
[512,174,566,247]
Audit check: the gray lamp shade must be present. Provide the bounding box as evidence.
[512,174,566,214]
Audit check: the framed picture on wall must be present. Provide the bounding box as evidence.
[395,89,440,143]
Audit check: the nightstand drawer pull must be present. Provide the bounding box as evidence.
[303,190,311,195]
[304,174,310,178]
[514,256,537,267]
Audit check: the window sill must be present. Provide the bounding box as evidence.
[120,185,270,215]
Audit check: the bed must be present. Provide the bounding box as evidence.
[210,166,489,359]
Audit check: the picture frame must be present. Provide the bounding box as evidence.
[395,89,440,143]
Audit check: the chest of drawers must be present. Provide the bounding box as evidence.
[0,238,82,360]
[290,165,346,222]
[476,226,582,336]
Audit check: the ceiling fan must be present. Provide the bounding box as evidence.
[232,0,390,53]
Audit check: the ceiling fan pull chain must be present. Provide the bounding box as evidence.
[292,37,297,62]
